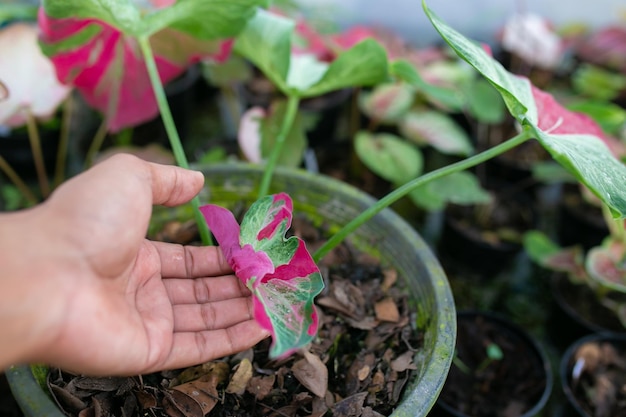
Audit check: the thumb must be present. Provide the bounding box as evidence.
[146,160,205,207]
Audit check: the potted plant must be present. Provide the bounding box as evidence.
[560,332,626,417]
[7,1,626,416]
[524,208,626,343]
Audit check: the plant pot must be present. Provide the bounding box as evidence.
[437,187,536,277]
[434,310,553,417]
[548,273,626,350]
[560,333,626,417]
[7,162,457,417]
[557,183,608,251]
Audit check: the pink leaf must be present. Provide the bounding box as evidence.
[38,8,232,132]
[199,194,324,358]
[0,23,71,126]
[531,84,626,157]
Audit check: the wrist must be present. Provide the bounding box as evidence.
[0,206,74,369]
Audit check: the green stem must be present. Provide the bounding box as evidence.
[137,36,212,246]
[84,119,108,169]
[257,95,300,199]
[25,111,50,198]
[54,97,72,188]
[0,155,38,206]
[313,128,534,263]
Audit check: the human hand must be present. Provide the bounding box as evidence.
[0,154,269,375]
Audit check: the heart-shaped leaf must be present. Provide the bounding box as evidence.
[423,2,536,123]
[408,171,491,212]
[355,131,423,185]
[359,83,415,124]
[39,0,263,132]
[234,8,388,98]
[199,193,324,359]
[399,110,473,156]
[389,59,465,111]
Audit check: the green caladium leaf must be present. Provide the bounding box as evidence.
[399,109,473,156]
[259,101,307,167]
[233,8,292,93]
[389,59,465,111]
[355,131,423,185]
[302,39,389,97]
[423,1,536,123]
[199,193,324,358]
[528,126,626,217]
[464,78,506,124]
[234,8,388,98]
[409,171,491,212]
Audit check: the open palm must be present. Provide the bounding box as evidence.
[30,155,269,375]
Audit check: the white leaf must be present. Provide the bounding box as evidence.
[0,23,71,127]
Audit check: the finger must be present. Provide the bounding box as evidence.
[172,297,255,332]
[162,321,271,370]
[147,160,204,207]
[153,242,232,278]
[164,275,250,305]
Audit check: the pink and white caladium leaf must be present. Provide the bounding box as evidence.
[38,0,264,132]
[0,22,71,126]
[199,193,324,359]
[587,237,626,292]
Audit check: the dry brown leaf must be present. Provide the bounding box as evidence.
[170,362,228,387]
[332,392,368,417]
[357,365,371,381]
[390,351,417,372]
[345,316,379,330]
[246,374,275,400]
[374,297,400,322]
[292,350,328,398]
[168,362,229,416]
[226,358,253,395]
[381,269,397,292]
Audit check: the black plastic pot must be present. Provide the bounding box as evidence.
[548,274,626,351]
[7,162,457,417]
[560,333,626,417]
[434,310,553,417]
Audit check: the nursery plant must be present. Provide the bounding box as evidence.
[524,199,626,329]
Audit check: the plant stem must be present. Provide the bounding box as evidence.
[257,94,300,199]
[0,154,38,205]
[313,128,534,263]
[84,119,108,169]
[25,111,50,198]
[137,36,212,246]
[54,97,73,187]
